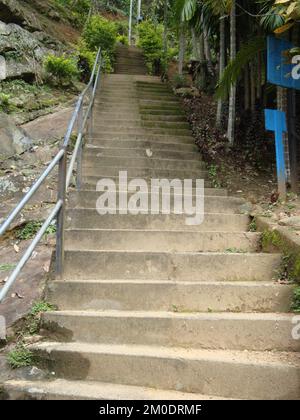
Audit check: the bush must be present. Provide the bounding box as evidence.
[76,40,97,82]
[117,34,128,46]
[137,21,163,75]
[44,54,79,85]
[172,73,190,89]
[83,15,117,55]
[0,93,11,112]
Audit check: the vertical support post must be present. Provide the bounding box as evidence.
[137,0,142,21]
[56,149,67,278]
[76,105,83,191]
[128,0,133,45]
[88,84,94,141]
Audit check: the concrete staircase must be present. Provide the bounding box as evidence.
[4,46,300,400]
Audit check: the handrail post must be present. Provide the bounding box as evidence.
[56,148,67,278]
[88,84,94,140]
[77,105,84,191]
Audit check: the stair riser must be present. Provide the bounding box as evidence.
[34,348,300,400]
[92,121,190,129]
[63,251,280,282]
[68,193,244,214]
[66,212,248,232]
[42,313,297,352]
[82,177,215,189]
[84,148,201,161]
[89,135,195,144]
[48,281,293,313]
[65,231,261,253]
[92,127,191,135]
[81,167,208,180]
[82,156,204,170]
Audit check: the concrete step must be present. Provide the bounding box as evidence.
[92,126,191,136]
[48,280,293,313]
[81,166,209,180]
[81,156,205,171]
[42,311,297,352]
[65,211,250,232]
[63,250,281,282]
[89,133,195,144]
[86,140,198,152]
[65,230,261,253]
[3,379,224,400]
[81,176,215,189]
[84,145,201,161]
[68,192,245,214]
[93,120,190,129]
[141,115,187,122]
[140,109,185,116]
[31,342,300,400]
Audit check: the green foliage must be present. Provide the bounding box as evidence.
[16,221,57,241]
[261,229,284,252]
[30,301,56,317]
[44,54,79,86]
[216,37,266,100]
[0,93,14,113]
[83,15,117,54]
[117,34,129,46]
[291,287,300,313]
[172,73,189,88]
[7,345,34,369]
[137,21,164,74]
[54,0,90,26]
[208,164,221,188]
[76,40,97,81]
[249,219,257,232]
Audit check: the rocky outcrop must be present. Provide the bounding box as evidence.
[0,20,61,80]
[0,0,42,31]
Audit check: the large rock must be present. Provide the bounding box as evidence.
[0,113,32,157]
[0,0,42,31]
[0,21,60,80]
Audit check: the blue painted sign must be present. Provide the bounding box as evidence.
[265,109,287,196]
[267,36,300,90]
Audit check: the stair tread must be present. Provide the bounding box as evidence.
[4,379,227,400]
[46,310,294,321]
[32,342,300,367]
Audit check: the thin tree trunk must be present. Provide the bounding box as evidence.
[203,25,214,76]
[227,0,237,145]
[163,0,168,64]
[244,64,250,111]
[191,28,199,60]
[178,25,186,75]
[250,62,256,112]
[257,52,262,100]
[216,17,226,127]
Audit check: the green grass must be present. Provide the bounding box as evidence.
[7,345,34,369]
[291,287,300,313]
[0,264,16,272]
[16,221,56,241]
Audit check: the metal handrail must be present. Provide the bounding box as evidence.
[0,48,102,303]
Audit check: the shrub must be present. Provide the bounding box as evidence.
[83,15,117,55]
[172,73,190,89]
[76,41,97,82]
[0,93,11,112]
[44,54,79,86]
[7,345,34,369]
[291,287,300,313]
[117,34,128,46]
[137,21,163,75]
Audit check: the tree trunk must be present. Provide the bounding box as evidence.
[178,25,186,75]
[250,61,256,112]
[244,64,250,111]
[227,0,237,145]
[203,25,214,76]
[216,17,226,127]
[163,0,168,63]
